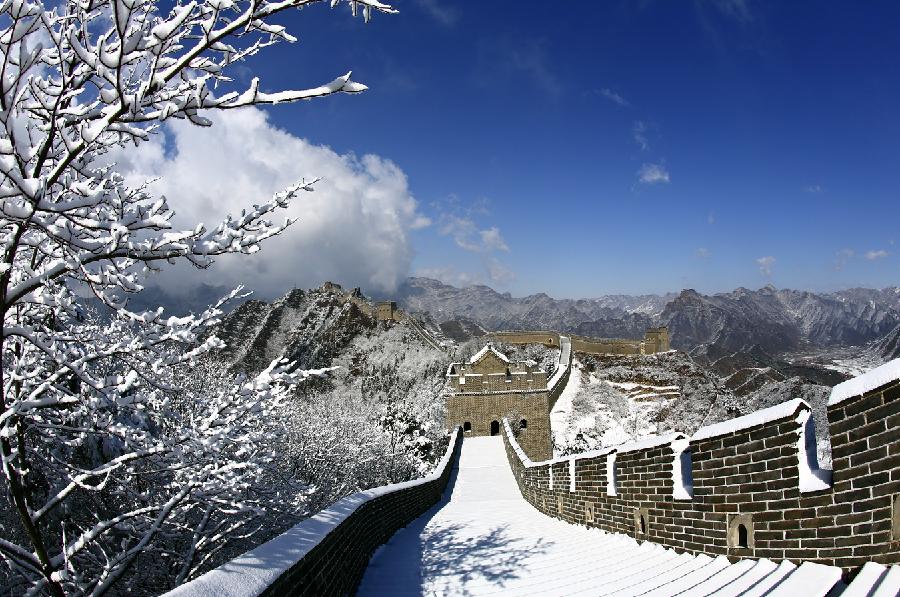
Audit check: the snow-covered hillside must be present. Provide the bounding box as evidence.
[552,361,670,454]
[550,351,835,465]
[167,284,458,584]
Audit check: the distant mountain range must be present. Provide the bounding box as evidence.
[116,276,900,363]
[395,277,900,357]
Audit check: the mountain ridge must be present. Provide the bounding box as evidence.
[395,277,900,355]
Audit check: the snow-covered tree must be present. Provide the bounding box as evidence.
[0,0,398,593]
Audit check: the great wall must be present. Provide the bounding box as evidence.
[501,374,900,571]
[167,310,900,596]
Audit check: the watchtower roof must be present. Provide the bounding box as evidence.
[468,343,510,365]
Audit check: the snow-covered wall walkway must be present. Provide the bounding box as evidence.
[358,435,894,596]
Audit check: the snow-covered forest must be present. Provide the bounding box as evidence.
[208,285,453,515]
[0,0,410,593]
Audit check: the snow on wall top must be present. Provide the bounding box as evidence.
[164,428,462,597]
[503,419,533,465]
[828,357,900,407]
[468,343,510,365]
[691,398,809,441]
[503,418,580,467]
[616,432,687,455]
[546,336,572,391]
[504,417,685,469]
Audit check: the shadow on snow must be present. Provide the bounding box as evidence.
[359,455,553,595]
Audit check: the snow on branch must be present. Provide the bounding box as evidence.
[0,0,403,592]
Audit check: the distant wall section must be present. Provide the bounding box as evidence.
[492,327,669,356]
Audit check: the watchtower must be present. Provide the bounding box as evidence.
[375,301,398,322]
[644,327,670,353]
[445,343,553,460]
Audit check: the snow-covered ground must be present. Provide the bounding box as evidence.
[356,436,860,596]
[782,347,883,378]
[550,360,666,455]
[604,380,680,401]
[822,358,879,377]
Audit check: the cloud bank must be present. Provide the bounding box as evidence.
[114,107,427,298]
[438,214,509,254]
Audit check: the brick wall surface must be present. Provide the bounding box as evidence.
[447,392,552,461]
[546,357,571,411]
[570,336,643,355]
[447,335,573,462]
[262,429,463,596]
[502,379,900,573]
[167,429,463,597]
[490,331,561,347]
[490,329,669,356]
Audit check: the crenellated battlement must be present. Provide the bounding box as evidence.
[501,358,900,571]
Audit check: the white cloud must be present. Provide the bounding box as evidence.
[416,258,514,288]
[410,215,432,229]
[756,255,776,276]
[637,162,670,185]
[480,227,509,252]
[428,198,515,286]
[695,247,711,259]
[707,211,716,225]
[632,120,649,150]
[834,248,854,271]
[414,0,459,26]
[414,266,483,288]
[487,258,515,284]
[803,184,823,194]
[599,88,630,107]
[113,107,426,297]
[865,249,889,261]
[438,215,509,253]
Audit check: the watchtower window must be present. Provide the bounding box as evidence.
[737,524,748,548]
[639,514,646,535]
[520,419,528,429]
[490,420,500,436]
[463,421,472,432]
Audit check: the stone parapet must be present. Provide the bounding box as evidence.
[164,428,463,597]
[501,361,900,572]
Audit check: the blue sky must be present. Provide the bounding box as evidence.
[163,1,900,298]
